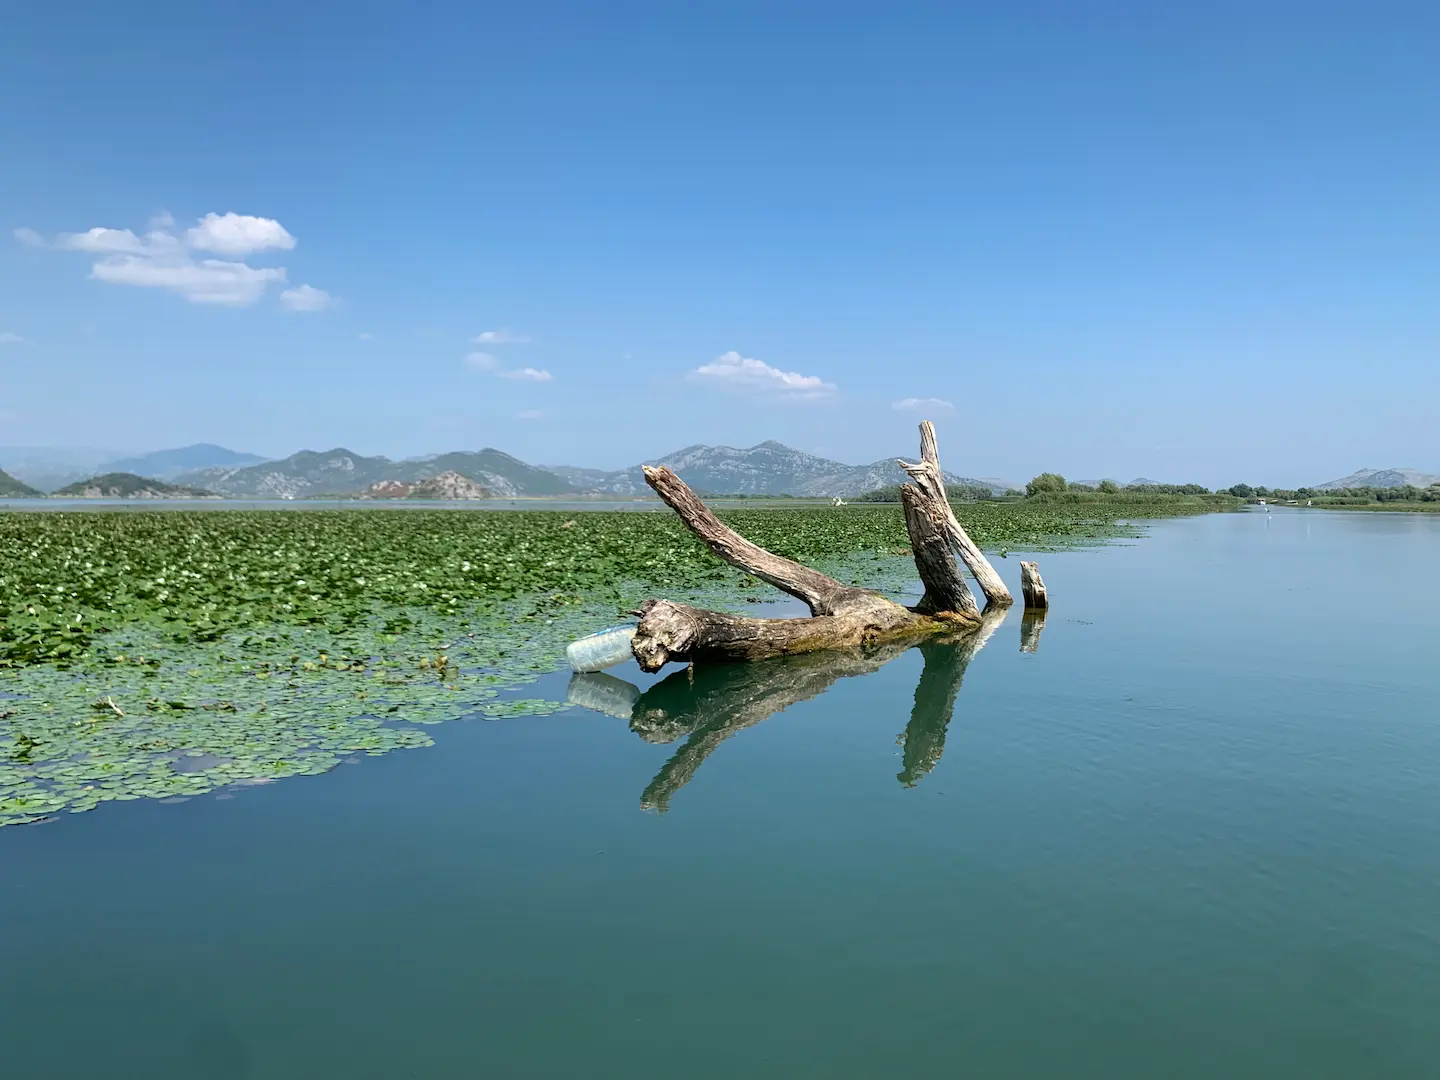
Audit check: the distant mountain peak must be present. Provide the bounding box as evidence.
[97,443,266,482]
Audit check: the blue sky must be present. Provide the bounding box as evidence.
[1,1,1436,486]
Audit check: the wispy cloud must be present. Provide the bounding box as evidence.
[15,212,324,308]
[690,350,835,399]
[892,396,954,412]
[499,366,553,382]
[473,329,532,345]
[0,331,27,345]
[465,352,554,381]
[358,332,375,341]
[516,409,546,420]
[279,284,334,312]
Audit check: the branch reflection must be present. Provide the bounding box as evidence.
[568,609,1009,811]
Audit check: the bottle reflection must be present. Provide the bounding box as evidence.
[568,609,1011,810]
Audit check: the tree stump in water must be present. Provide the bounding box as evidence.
[1020,561,1048,609]
[630,422,1010,672]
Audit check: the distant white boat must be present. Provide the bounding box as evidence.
[832,497,847,506]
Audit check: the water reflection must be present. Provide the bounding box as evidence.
[569,609,1011,810]
[1019,609,1047,653]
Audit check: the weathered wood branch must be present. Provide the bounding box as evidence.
[631,422,993,672]
[898,421,1013,608]
[642,465,869,616]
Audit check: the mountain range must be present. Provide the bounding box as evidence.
[1314,467,1440,490]
[6,439,1435,499]
[0,443,264,491]
[173,441,1013,499]
[177,448,575,499]
[546,440,1015,497]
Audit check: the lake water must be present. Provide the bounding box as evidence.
[3,508,1439,1079]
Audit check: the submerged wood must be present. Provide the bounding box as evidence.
[631,425,988,672]
[1020,560,1048,609]
[897,421,1013,608]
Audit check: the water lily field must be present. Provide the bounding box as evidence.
[0,500,1224,825]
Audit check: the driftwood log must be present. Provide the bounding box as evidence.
[630,421,1012,672]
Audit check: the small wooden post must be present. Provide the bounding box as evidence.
[1019,561,1048,609]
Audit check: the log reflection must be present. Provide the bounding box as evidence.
[896,607,1006,787]
[1019,609,1047,653]
[568,609,1008,811]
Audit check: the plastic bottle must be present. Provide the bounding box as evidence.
[565,625,636,673]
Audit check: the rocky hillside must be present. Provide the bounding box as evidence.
[0,468,43,497]
[358,471,492,500]
[551,441,1017,498]
[1315,467,1440,490]
[51,473,219,498]
[178,448,575,499]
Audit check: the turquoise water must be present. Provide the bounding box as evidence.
[2,509,1439,1078]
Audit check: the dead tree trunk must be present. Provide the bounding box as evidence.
[897,421,1013,608]
[630,422,988,672]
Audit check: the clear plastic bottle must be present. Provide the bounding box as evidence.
[565,625,636,673]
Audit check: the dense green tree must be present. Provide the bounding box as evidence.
[1026,473,1068,497]
[1098,479,1121,494]
[1227,483,1254,498]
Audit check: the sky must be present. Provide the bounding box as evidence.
[1,1,1437,487]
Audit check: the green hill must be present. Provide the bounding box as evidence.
[0,468,43,497]
[51,472,219,498]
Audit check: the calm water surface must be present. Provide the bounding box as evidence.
[2,509,1439,1079]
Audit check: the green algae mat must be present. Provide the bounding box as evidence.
[0,502,1221,825]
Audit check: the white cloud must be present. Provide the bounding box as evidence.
[691,350,835,399]
[516,409,546,420]
[473,329,532,345]
[499,366,554,382]
[186,212,296,256]
[58,227,171,256]
[91,255,285,305]
[17,212,325,308]
[0,331,26,345]
[358,332,375,341]
[892,397,955,412]
[279,284,333,312]
[465,351,500,371]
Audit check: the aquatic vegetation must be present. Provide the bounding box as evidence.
[0,502,1223,824]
